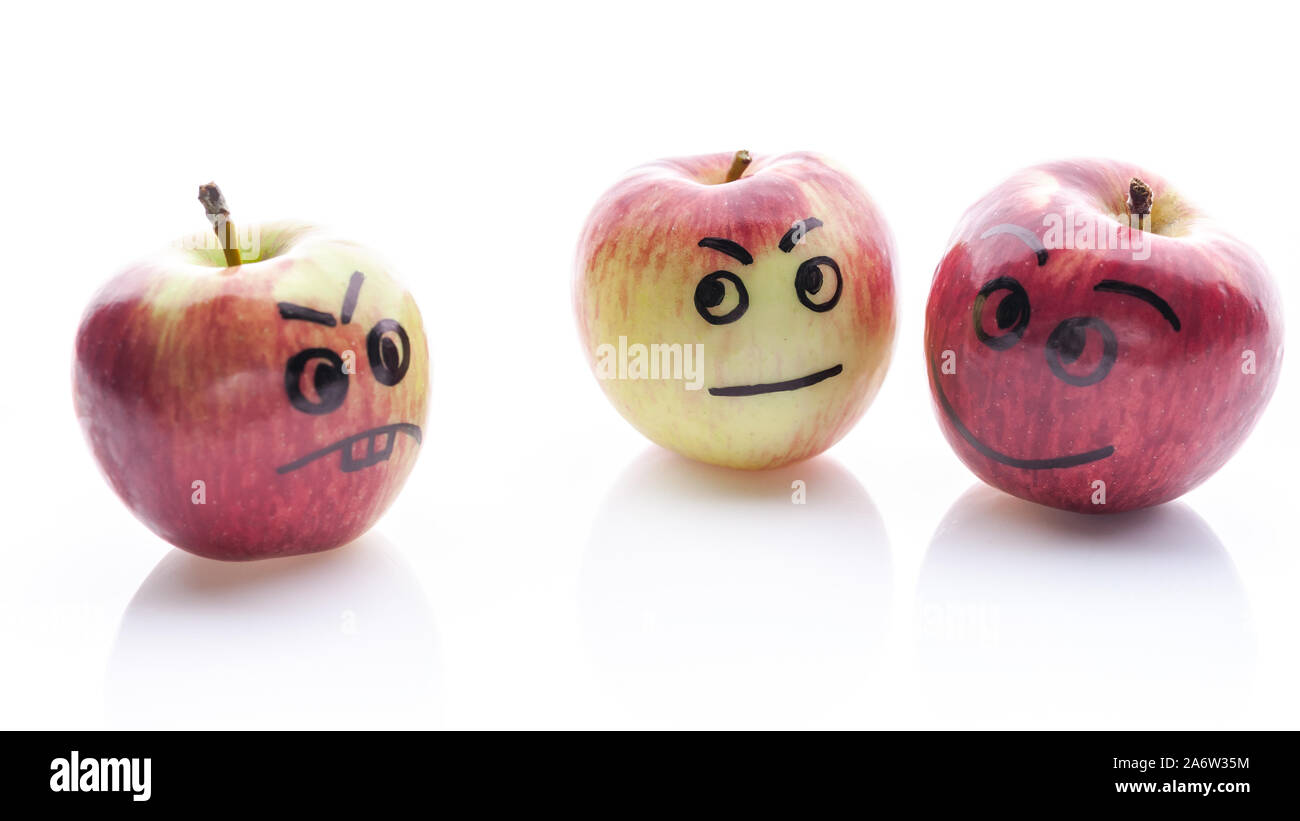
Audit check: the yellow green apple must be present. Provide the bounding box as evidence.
[575,151,896,469]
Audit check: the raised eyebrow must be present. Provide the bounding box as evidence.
[980,224,1049,266]
[1094,280,1181,331]
[340,271,364,324]
[698,237,753,266]
[778,217,823,252]
[278,303,337,326]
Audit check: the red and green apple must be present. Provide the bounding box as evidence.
[74,187,429,559]
[575,151,897,469]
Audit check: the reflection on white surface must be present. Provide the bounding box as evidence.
[916,485,1253,726]
[581,448,891,727]
[106,534,439,728]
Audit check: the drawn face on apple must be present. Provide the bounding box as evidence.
[924,160,1282,512]
[930,229,1181,471]
[74,222,431,559]
[692,216,847,396]
[575,151,896,470]
[275,270,422,474]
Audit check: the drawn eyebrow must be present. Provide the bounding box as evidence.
[698,237,753,266]
[1094,280,1181,331]
[980,224,1049,266]
[778,217,823,252]
[340,271,364,324]
[278,303,337,326]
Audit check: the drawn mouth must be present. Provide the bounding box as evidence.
[928,357,1113,470]
[276,423,423,474]
[708,364,843,397]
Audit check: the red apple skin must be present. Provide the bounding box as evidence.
[575,152,896,469]
[74,223,429,560]
[925,160,1283,513]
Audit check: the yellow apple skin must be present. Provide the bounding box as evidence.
[575,152,896,469]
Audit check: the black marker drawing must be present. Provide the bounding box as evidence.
[285,348,348,414]
[276,270,422,474]
[795,255,842,312]
[709,364,843,397]
[1045,316,1118,386]
[779,217,823,252]
[928,355,1115,469]
[974,276,1031,350]
[980,224,1049,266]
[698,237,753,266]
[941,237,1183,468]
[278,303,337,326]
[694,271,749,325]
[275,423,423,474]
[276,271,367,328]
[1094,280,1181,331]
[696,218,844,393]
[367,319,411,386]
[340,271,364,324]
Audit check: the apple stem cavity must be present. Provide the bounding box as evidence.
[1127,177,1154,218]
[198,182,243,267]
[724,150,752,183]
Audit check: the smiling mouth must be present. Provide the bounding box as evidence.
[708,364,844,397]
[276,423,423,474]
[928,358,1113,470]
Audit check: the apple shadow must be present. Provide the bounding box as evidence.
[915,484,1253,725]
[579,447,892,727]
[105,532,440,729]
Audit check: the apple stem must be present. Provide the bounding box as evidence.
[724,150,752,183]
[198,182,243,267]
[1127,177,1153,218]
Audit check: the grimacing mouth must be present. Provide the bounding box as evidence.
[709,364,843,397]
[276,423,423,474]
[928,356,1114,470]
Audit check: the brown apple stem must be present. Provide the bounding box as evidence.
[724,150,752,183]
[198,182,243,267]
[1127,177,1153,219]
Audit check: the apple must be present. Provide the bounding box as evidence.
[575,151,896,469]
[74,187,429,559]
[924,160,1282,513]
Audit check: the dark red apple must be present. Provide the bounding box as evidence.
[74,193,429,560]
[925,160,1282,513]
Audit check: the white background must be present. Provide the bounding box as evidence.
[1,0,1296,729]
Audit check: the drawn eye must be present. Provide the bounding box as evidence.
[1045,317,1117,386]
[694,271,749,325]
[794,256,842,312]
[367,319,411,386]
[286,348,349,414]
[974,276,1030,350]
